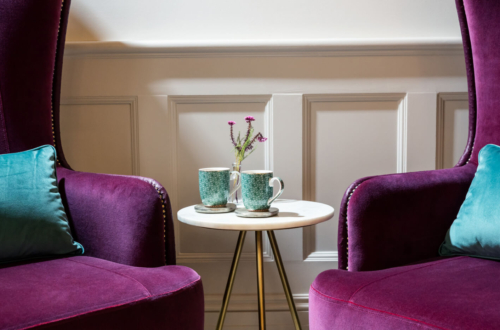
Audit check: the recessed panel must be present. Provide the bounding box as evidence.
[60,103,134,175]
[311,100,400,252]
[442,100,469,168]
[177,101,267,254]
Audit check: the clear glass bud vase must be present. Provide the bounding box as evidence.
[229,162,242,205]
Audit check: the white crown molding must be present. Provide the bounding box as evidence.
[64,38,464,59]
[60,96,140,175]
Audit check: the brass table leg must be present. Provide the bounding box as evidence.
[256,231,266,330]
[268,230,302,330]
[216,231,247,330]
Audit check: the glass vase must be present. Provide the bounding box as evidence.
[229,162,242,205]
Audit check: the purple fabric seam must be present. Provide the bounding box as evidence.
[66,258,152,296]
[21,277,202,330]
[310,287,446,330]
[347,257,459,301]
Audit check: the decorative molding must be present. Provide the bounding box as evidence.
[436,92,469,170]
[303,251,338,263]
[60,96,140,175]
[205,293,309,312]
[302,93,408,261]
[64,38,464,59]
[168,95,274,263]
[397,95,409,174]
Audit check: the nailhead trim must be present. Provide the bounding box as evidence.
[51,0,64,166]
[147,181,168,265]
[345,183,361,271]
[458,0,476,165]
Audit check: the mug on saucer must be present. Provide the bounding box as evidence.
[241,170,284,211]
[199,168,241,207]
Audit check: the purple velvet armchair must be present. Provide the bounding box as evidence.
[310,0,500,329]
[0,1,204,329]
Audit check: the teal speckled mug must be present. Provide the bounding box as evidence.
[199,168,241,207]
[241,170,284,211]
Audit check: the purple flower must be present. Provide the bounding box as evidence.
[245,133,266,152]
[229,123,238,148]
[245,116,255,123]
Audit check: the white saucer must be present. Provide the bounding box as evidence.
[194,203,236,214]
[235,207,279,218]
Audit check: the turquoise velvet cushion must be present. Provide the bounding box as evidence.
[0,145,83,263]
[440,144,500,260]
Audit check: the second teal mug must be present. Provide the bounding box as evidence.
[199,168,241,207]
[241,170,284,211]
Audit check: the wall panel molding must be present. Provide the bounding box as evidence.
[64,39,463,59]
[436,92,469,169]
[302,93,408,261]
[60,96,140,175]
[168,95,274,263]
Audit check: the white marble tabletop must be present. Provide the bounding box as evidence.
[177,200,334,231]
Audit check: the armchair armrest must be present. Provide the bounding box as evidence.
[338,164,476,272]
[56,167,175,267]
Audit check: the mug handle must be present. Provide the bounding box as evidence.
[267,177,284,206]
[228,171,242,197]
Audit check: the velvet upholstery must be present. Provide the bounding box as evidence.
[0,0,60,154]
[463,1,500,165]
[57,167,175,267]
[0,256,204,330]
[0,0,175,269]
[312,0,500,328]
[311,257,500,330]
[338,164,475,271]
[0,0,202,328]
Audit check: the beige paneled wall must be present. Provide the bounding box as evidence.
[60,45,469,328]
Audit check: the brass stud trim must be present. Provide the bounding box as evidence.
[345,183,361,271]
[51,0,65,166]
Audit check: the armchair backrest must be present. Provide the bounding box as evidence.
[0,0,70,167]
[456,0,500,166]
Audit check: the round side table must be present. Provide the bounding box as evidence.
[177,200,334,330]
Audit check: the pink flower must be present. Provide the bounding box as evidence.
[245,116,255,123]
[257,136,267,142]
[228,121,236,126]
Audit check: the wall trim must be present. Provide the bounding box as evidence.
[436,92,469,169]
[168,95,274,264]
[64,38,464,59]
[205,293,309,312]
[60,96,140,175]
[302,93,408,261]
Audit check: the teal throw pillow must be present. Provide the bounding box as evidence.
[440,144,500,260]
[0,145,83,263]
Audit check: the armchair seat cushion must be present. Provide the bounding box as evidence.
[310,256,500,330]
[0,256,204,330]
